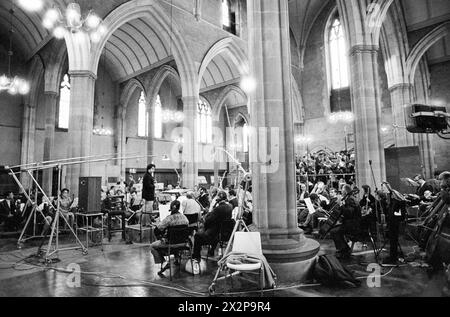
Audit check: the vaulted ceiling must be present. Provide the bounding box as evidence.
[400,0,450,65]
[103,17,171,81]
[200,53,240,91]
[289,0,329,49]
[0,0,128,62]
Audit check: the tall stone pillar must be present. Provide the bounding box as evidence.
[146,98,155,167]
[247,0,319,282]
[182,96,199,189]
[42,92,59,194]
[349,46,386,187]
[65,71,96,196]
[389,83,415,147]
[116,105,126,176]
[20,103,36,190]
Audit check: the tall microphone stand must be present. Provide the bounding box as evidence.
[368,160,386,263]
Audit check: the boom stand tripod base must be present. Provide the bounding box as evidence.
[39,166,87,263]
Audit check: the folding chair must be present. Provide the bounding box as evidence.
[225,232,264,295]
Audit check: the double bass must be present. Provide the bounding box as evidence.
[319,188,359,239]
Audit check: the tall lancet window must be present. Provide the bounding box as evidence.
[327,11,351,112]
[138,91,149,137]
[154,95,163,139]
[328,16,349,89]
[198,99,212,144]
[57,74,71,130]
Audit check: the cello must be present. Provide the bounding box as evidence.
[319,188,359,239]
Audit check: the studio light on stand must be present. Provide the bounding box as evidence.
[42,2,106,42]
[0,3,30,95]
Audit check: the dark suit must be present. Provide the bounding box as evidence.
[142,173,155,202]
[330,196,362,256]
[417,181,438,200]
[198,193,210,210]
[0,199,21,231]
[384,195,407,260]
[193,201,233,260]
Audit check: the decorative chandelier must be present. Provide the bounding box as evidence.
[327,111,355,124]
[0,5,30,95]
[162,110,185,123]
[42,2,106,42]
[93,126,113,136]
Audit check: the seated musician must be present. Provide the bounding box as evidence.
[300,194,327,234]
[192,191,233,262]
[360,185,377,239]
[197,187,210,212]
[0,192,22,231]
[125,190,142,224]
[58,189,75,228]
[182,191,202,225]
[35,196,54,236]
[330,185,362,259]
[310,188,341,233]
[150,200,189,275]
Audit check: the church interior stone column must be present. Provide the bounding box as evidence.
[349,46,387,187]
[20,103,36,190]
[116,105,126,177]
[389,83,416,147]
[182,96,199,189]
[65,71,96,196]
[247,0,319,282]
[42,91,59,194]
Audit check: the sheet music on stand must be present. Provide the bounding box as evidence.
[401,178,420,187]
[304,198,316,215]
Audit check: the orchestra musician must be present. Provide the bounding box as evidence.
[330,185,362,259]
[0,192,21,231]
[192,191,234,262]
[378,182,408,265]
[360,185,377,239]
[150,200,189,275]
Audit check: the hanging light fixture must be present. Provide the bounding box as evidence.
[42,2,106,42]
[17,0,44,12]
[0,4,30,95]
